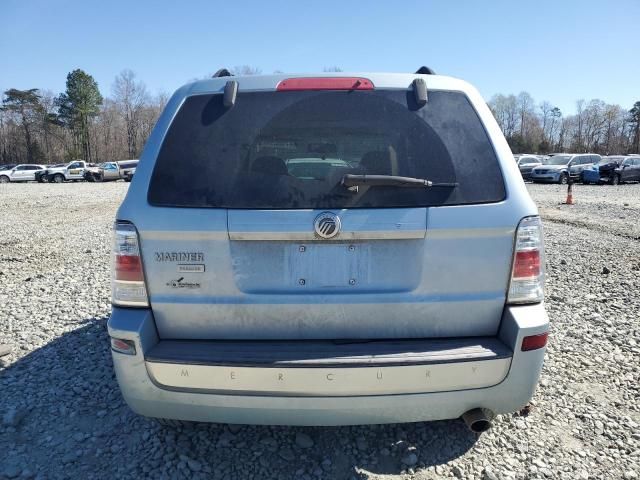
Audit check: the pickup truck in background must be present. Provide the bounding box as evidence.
[47,160,98,183]
[85,160,139,182]
[36,163,66,182]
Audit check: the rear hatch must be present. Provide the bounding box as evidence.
[139,81,515,340]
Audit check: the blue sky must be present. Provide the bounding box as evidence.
[1,0,638,115]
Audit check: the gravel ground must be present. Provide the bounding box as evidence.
[0,181,639,480]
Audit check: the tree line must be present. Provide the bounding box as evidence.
[2,68,639,165]
[0,69,167,165]
[0,65,338,166]
[489,92,640,155]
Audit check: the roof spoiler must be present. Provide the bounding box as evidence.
[415,66,436,75]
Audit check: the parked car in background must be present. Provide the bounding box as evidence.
[118,160,138,182]
[0,164,17,172]
[85,162,118,182]
[47,160,97,183]
[516,155,546,180]
[35,163,66,183]
[612,156,640,184]
[0,164,45,183]
[582,156,626,185]
[84,160,139,182]
[530,154,600,184]
[108,70,548,428]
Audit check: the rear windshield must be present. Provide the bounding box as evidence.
[519,157,539,165]
[148,90,505,208]
[547,155,572,165]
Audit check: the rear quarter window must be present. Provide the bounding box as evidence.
[148,89,505,209]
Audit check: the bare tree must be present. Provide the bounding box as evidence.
[539,101,553,142]
[140,92,169,143]
[548,107,562,148]
[489,94,518,138]
[112,70,149,158]
[573,99,585,151]
[232,65,262,76]
[517,92,534,137]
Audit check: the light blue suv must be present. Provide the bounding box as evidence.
[108,69,548,430]
[530,153,600,184]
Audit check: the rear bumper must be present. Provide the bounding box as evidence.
[582,170,607,182]
[530,172,560,182]
[108,304,548,425]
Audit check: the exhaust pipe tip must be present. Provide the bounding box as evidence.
[461,408,492,433]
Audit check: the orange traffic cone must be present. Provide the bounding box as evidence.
[564,183,574,205]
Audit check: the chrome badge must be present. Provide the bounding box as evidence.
[314,212,341,239]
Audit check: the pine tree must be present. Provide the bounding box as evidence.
[56,69,103,161]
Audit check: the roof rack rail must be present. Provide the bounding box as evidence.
[415,66,436,75]
[212,68,233,78]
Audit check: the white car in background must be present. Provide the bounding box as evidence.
[0,164,45,183]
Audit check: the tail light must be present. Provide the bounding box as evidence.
[112,221,148,307]
[508,216,544,304]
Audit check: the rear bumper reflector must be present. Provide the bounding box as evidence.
[521,332,548,351]
[111,338,137,355]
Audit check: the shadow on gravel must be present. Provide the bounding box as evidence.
[0,318,479,479]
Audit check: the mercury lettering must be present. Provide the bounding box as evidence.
[155,252,204,262]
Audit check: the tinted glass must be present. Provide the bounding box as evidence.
[547,155,571,165]
[600,156,622,165]
[149,90,505,209]
[519,157,538,165]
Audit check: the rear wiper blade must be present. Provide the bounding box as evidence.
[342,174,458,189]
